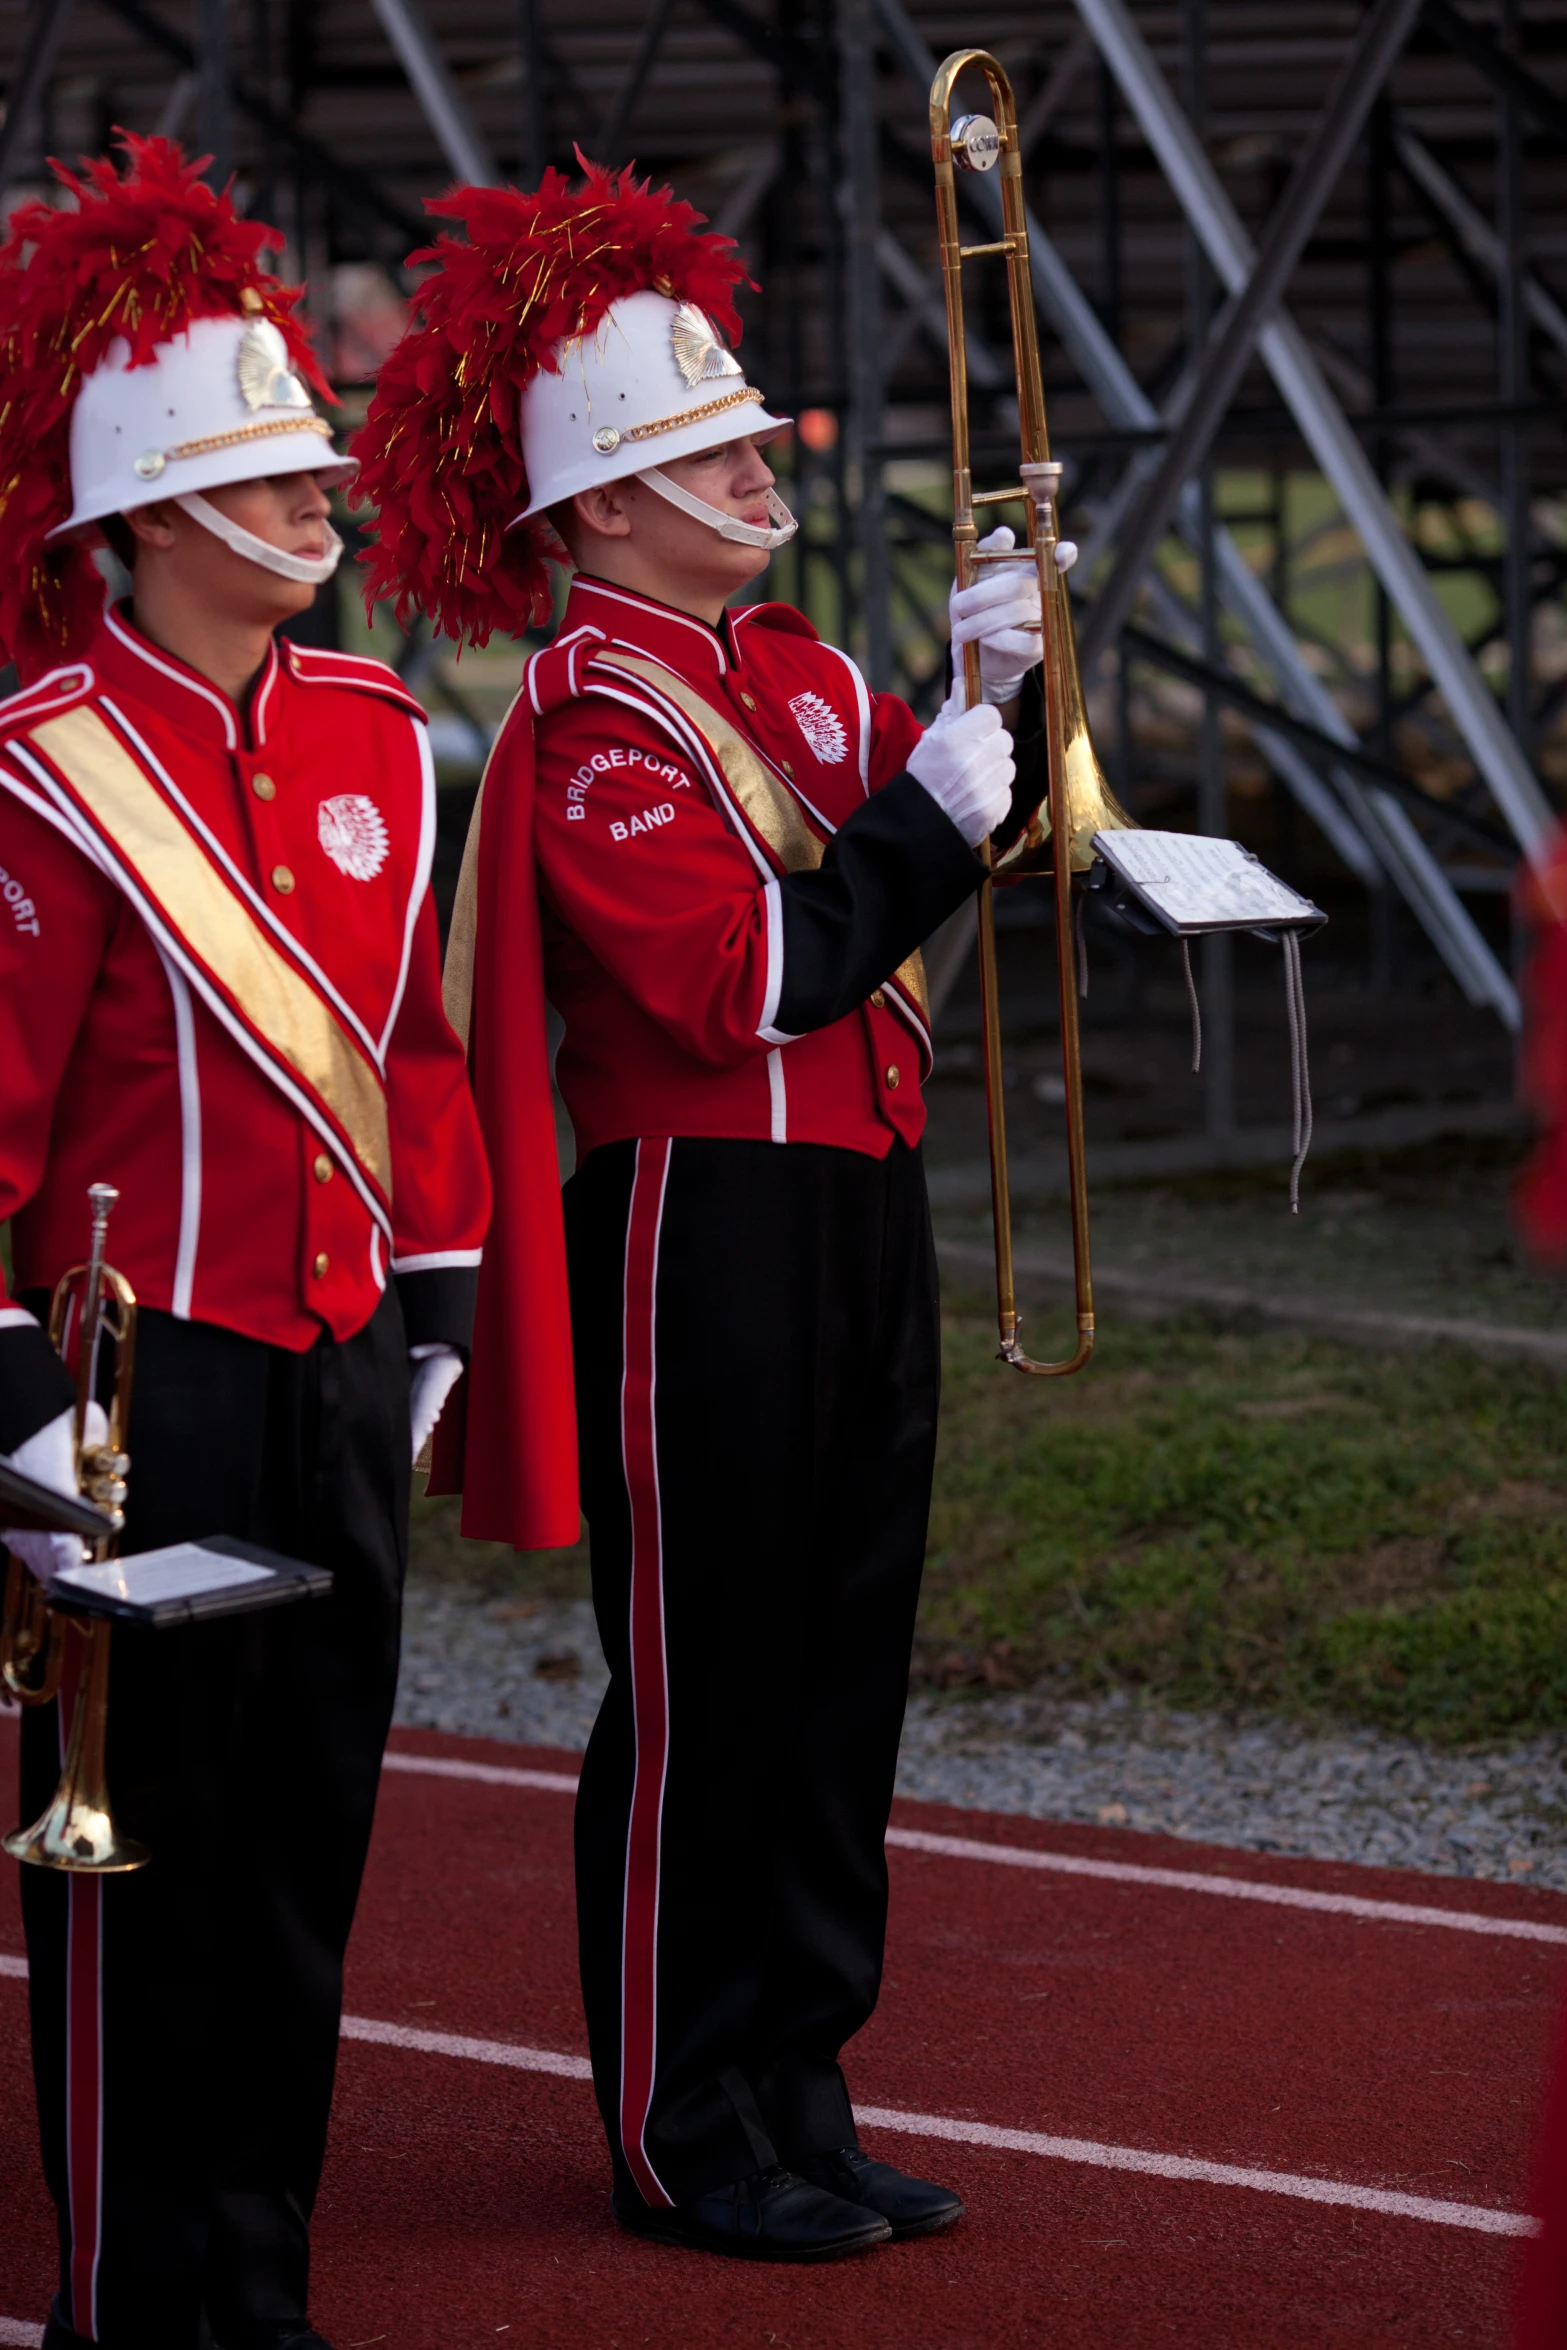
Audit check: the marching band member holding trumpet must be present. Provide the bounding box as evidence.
[0,142,489,2348]
[354,159,1043,2263]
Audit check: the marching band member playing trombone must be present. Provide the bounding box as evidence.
[0,142,488,2348]
[355,159,1043,2263]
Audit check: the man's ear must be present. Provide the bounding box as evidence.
[123,500,179,552]
[570,482,634,542]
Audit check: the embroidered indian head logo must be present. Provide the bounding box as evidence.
[318,794,390,880]
[788,691,849,766]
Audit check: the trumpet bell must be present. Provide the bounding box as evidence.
[3,1784,149,1872]
[3,1619,149,1873]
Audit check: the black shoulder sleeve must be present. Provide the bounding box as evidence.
[991,662,1046,859]
[0,1322,76,1455]
[394,1265,479,1357]
[773,772,985,1038]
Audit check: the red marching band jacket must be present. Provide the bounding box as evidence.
[0,604,491,1443]
[438,574,985,1549]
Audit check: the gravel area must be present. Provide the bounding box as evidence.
[397,1588,609,1752]
[395,1585,1567,1891]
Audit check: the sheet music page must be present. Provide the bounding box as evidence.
[55,1545,275,1607]
[1093,830,1321,932]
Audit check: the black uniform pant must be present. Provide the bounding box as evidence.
[565,1136,940,2209]
[16,1295,409,2350]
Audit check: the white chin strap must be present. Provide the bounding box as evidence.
[174,492,344,584]
[638,469,798,550]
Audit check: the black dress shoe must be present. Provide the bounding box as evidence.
[614,2163,892,2262]
[795,2146,965,2240]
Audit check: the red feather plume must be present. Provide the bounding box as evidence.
[351,154,751,649]
[0,133,329,675]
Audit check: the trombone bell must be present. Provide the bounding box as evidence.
[993,576,1136,880]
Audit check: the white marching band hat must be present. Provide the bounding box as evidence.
[519,289,797,549]
[49,300,356,580]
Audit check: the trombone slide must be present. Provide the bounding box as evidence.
[932,49,1113,1379]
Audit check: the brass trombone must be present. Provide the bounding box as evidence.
[931,51,1135,1378]
[2,1182,148,1872]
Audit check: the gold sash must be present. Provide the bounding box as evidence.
[28,706,392,1199]
[594,651,929,1023]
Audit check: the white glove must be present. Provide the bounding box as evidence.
[907,692,1016,848]
[1,1401,106,1582]
[410,1344,464,1466]
[949,526,1043,706]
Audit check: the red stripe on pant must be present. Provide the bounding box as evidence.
[61,1642,105,2337]
[617,1135,675,2208]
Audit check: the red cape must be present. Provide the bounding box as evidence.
[428,686,579,1548]
[1512,1987,1567,2345]
[1515,829,1567,1266]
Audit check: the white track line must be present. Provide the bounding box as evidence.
[0,2320,43,2347]
[886,1826,1567,1945]
[342,2015,592,2078]
[343,2014,1533,2239]
[0,1962,1535,2240]
[382,1749,1567,1948]
[383,1752,579,1795]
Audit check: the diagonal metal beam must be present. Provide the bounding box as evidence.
[1072,0,1555,866]
[153,68,200,140]
[870,0,1521,1025]
[1016,27,1095,159]
[1395,125,1567,358]
[516,0,547,184]
[1120,623,1511,856]
[1137,569,1383,886]
[368,0,499,187]
[713,138,782,240]
[1422,0,1567,141]
[0,0,77,199]
[1079,0,1425,675]
[876,229,1007,387]
[197,0,231,185]
[99,0,428,246]
[597,0,679,161]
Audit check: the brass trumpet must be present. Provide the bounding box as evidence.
[931,51,1135,1379]
[3,1182,148,1872]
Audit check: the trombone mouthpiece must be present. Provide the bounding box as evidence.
[87,1183,120,1225]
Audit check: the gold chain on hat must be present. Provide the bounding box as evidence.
[134,415,335,480]
[590,384,763,456]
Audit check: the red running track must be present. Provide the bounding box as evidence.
[3,1714,1565,2348]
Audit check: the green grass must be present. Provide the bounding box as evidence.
[409,1307,1567,1749]
[922,1305,1567,1747]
